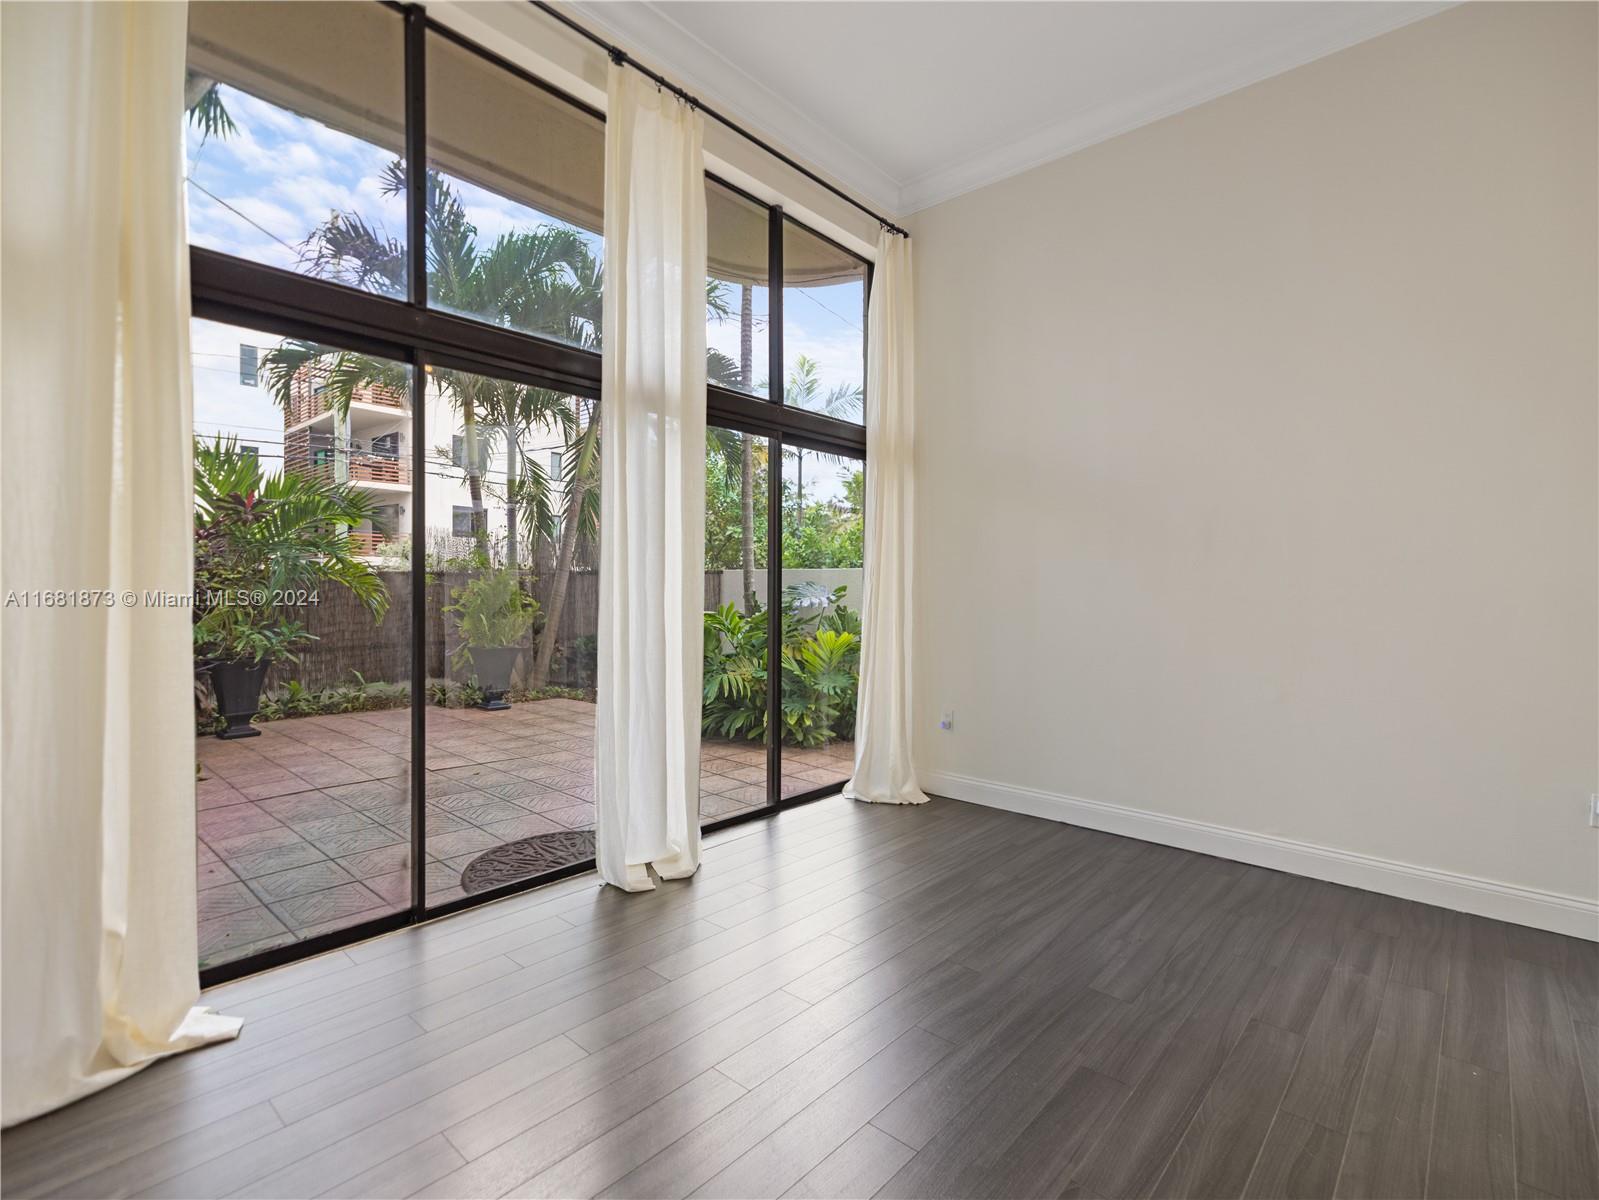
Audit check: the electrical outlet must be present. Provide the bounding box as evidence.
[1590,794,1598,828]
[939,710,955,731]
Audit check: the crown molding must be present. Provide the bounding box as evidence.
[897,1,1454,213]
[563,0,904,215]
[563,1,1453,223]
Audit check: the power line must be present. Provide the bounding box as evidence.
[791,286,863,335]
[186,176,302,257]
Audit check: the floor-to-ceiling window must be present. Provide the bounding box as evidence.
[701,185,870,816]
[186,0,868,983]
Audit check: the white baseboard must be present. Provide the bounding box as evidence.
[922,770,1598,942]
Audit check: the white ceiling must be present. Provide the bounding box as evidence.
[567,1,1451,216]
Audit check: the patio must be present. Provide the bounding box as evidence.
[194,698,853,969]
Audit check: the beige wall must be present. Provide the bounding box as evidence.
[910,2,1598,916]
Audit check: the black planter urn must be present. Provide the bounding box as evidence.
[210,657,271,739]
[468,646,521,711]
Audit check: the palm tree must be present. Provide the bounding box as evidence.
[265,161,759,690]
[263,163,604,684]
[782,355,862,511]
[529,400,599,687]
[297,162,600,560]
[706,283,760,610]
[185,75,236,142]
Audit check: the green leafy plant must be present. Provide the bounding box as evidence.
[196,672,592,735]
[193,437,388,665]
[443,567,541,671]
[702,584,861,748]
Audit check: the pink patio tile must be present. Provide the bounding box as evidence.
[196,776,253,811]
[475,813,565,842]
[256,791,356,824]
[198,906,290,964]
[424,827,501,859]
[513,788,595,813]
[267,882,390,931]
[246,859,360,902]
[302,823,407,858]
[541,803,596,830]
[336,843,412,880]
[231,772,321,802]
[452,799,535,827]
[363,870,411,907]
[226,840,327,880]
[324,780,407,810]
[197,802,283,841]
[290,812,384,840]
[206,824,307,859]
[198,882,261,921]
[707,782,765,805]
[197,859,237,890]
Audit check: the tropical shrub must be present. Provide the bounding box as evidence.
[195,673,589,734]
[702,584,860,747]
[443,566,541,672]
[193,437,388,665]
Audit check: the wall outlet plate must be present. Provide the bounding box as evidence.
[939,710,955,731]
[1591,794,1598,828]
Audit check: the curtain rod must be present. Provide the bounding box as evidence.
[526,0,910,239]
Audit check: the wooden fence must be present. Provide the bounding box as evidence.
[270,568,724,691]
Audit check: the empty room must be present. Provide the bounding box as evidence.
[1,1,1595,1197]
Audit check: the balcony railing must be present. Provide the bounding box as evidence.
[284,427,410,487]
[285,365,407,427]
[347,531,392,556]
[294,455,411,487]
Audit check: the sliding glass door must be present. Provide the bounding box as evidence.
[420,369,601,907]
[779,445,864,798]
[191,318,416,971]
[701,429,773,820]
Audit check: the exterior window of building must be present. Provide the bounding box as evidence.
[238,344,258,387]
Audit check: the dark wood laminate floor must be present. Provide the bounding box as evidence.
[4,795,1596,1200]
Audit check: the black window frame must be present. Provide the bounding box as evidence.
[191,1,868,988]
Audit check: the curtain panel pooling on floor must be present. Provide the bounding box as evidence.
[1,0,241,1126]
[845,232,929,807]
[594,65,709,891]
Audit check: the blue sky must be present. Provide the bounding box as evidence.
[187,77,863,499]
[189,81,862,388]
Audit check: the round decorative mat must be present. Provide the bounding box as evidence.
[460,829,596,893]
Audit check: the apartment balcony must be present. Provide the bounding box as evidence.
[285,430,411,489]
[291,455,411,488]
[346,531,393,556]
[285,366,406,428]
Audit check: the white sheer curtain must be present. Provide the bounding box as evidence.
[593,65,709,892]
[846,233,930,807]
[1,0,241,1127]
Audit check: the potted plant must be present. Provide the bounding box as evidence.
[444,566,540,711]
[193,437,388,738]
[198,615,313,739]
